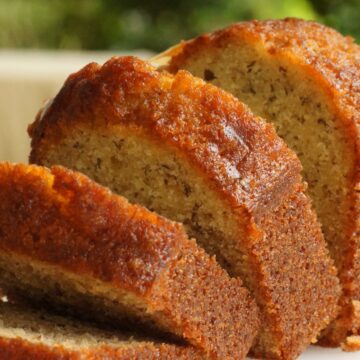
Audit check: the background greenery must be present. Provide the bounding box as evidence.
[0,0,359,52]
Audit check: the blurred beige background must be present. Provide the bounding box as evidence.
[0,50,152,163]
[1,1,358,164]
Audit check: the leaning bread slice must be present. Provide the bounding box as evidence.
[29,56,340,360]
[159,18,360,347]
[0,163,258,360]
[0,301,203,360]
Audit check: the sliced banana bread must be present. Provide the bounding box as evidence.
[160,18,360,348]
[0,301,203,360]
[0,162,258,360]
[29,56,340,359]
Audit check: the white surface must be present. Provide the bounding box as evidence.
[0,49,154,79]
[245,346,359,359]
[299,346,358,359]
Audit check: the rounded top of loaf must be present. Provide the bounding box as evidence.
[29,56,302,217]
[167,18,360,154]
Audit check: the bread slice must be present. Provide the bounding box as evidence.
[28,56,340,359]
[0,162,258,360]
[159,18,360,347]
[0,301,203,359]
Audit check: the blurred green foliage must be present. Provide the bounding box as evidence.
[0,0,359,51]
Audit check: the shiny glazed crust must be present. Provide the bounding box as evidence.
[165,18,360,347]
[0,163,258,360]
[0,337,203,360]
[27,56,341,359]
[29,56,302,217]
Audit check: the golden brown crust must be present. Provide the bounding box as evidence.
[0,338,75,360]
[0,337,203,360]
[0,163,258,360]
[29,56,302,218]
[342,336,360,352]
[166,18,360,347]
